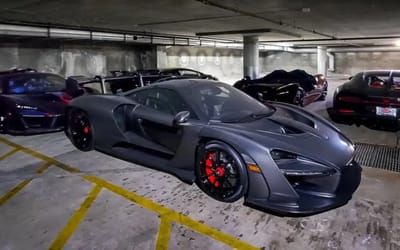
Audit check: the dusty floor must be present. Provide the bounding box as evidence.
[1,78,400,250]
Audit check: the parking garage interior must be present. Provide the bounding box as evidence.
[1,1,400,250]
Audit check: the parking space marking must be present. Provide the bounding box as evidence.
[0,179,32,206]
[84,175,260,250]
[156,216,172,250]
[0,161,52,206]
[49,185,102,250]
[0,136,260,250]
[36,162,53,174]
[0,148,19,161]
[0,136,81,173]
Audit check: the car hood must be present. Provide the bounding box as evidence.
[209,103,354,170]
[4,93,67,114]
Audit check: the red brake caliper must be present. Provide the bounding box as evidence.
[205,152,224,188]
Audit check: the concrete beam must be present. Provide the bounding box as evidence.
[243,35,259,79]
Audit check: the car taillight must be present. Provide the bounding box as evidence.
[338,109,354,113]
[338,96,362,102]
[369,81,384,88]
[60,93,72,104]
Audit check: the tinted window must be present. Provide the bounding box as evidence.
[7,74,65,94]
[128,89,150,105]
[129,88,197,118]
[187,82,274,123]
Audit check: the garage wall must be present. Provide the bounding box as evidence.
[0,40,157,77]
[158,47,320,83]
[333,51,400,75]
[157,46,243,84]
[259,51,317,75]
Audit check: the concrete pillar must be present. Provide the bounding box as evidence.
[317,46,328,75]
[243,35,259,79]
[156,46,168,69]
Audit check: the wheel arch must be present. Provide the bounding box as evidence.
[196,128,271,200]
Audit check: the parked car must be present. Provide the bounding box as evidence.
[136,68,218,81]
[331,70,400,129]
[0,68,69,134]
[66,74,143,96]
[109,68,218,89]
[65,79,361,216]
[234,69,328,106]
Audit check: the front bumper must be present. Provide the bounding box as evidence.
[244,161,362,216]
[6,114,65,135]
[7,127,64,135]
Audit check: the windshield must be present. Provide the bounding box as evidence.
[188,82,275,122]
[7,74,65,94]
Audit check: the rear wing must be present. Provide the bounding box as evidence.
[66,73,170,96]
[66,75,144,96]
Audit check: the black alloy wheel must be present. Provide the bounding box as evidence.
[67,109,94,151]
[294,89,304,106]
[195,141,248,202]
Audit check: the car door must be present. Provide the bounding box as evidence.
[129,87,196,156]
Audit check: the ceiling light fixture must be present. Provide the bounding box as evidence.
[395,40,400,46]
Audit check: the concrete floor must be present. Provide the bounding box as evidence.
[1,78,400,250]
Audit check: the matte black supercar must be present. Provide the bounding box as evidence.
[234,69,328,106]
[331,70,400,130]
[0,69,69,134]
[65,79,361,216]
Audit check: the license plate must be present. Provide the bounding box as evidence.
[376,107,397,117]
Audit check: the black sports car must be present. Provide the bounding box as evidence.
[65,79,361,216]
[0,69,69,134]
[66,74,143,96]
[136,68,218,81]
[234,69,328,106]
[331,70,400,130]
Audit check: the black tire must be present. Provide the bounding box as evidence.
[195,141,248,203]
[318,93,327,101]
[66,108,94,151]
[293,89,304,106]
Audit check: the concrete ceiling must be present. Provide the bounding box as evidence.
[1,0,400,47]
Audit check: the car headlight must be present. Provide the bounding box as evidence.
[16,104,38,110]
[270,149,336,177]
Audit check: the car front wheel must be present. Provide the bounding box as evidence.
[195,141,248,202]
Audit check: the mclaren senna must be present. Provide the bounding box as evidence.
[65,79,361,216]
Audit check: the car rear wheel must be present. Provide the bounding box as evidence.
[293,89,304,106]
[66,109,94,151]
[195,141,248,203]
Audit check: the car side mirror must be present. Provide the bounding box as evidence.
[173,111,190,125]
[348,76,353,80]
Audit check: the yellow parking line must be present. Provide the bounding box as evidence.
[83,176,260,250]
[0,179,32,206]
[36,162,53,174]
[0,148,19,160]
[156,216,172,250]
[0,162,52,206]
[0,137,260,249]
[49,185,102,250]
[0,137,80,173]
